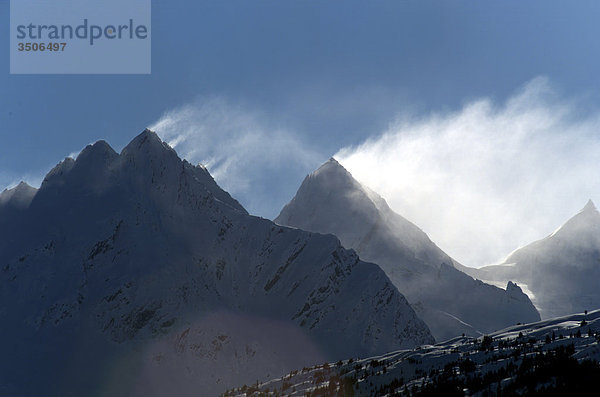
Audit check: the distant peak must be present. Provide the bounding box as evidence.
[15,181,32,190]
[582,199,597,213]
[12,181,37,196]
[506,281,529,300]
[0,180,37,208]
[321,157,343,168]
[507,281,519,290]
[549,198,600,238]
[2,182,19,195]
[141,127,158,138]
[313,157,348,176]
[92,139,113,150]
[77,140,117,160]
[132,128,162,146]
[122,129,176,158]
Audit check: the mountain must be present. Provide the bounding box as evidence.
[474,200,600,319]
[0,130,433,397]
[275,159,540,341]
[226,309,600,396]
[0,181,37,209]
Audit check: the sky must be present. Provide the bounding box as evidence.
[3,1,600,267]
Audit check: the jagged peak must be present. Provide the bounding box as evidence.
[86,139,114,152]
[507,281,521,291]
[313,157,346,174]
[547,199,600,239]
[14,181,35,191]
[138,127,161,142]
[41,157,75,186]
[310,158,388,206]
[121,128,179,159]
[1,181,33,196]
[276,155,398,231]
[25,128,248,216]
[307,158,359,190]
[76,140,118,162]
[123,128,163,150]
[288,156,392,216]
[581,199,597,213]
[0,180,37,208]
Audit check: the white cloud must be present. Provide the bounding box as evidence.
[336,77,600,267]
[149,97,322,217]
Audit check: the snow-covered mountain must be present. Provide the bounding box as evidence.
[0,181,37,210]
[275,159,540,341]
[227,309,600,396]
[0,130,433,397]
[473,200,600,319]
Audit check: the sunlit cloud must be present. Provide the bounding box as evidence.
[149,97,322,217]
[336,77,600,268]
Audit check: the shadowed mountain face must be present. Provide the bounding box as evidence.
[0,130,433,397]
[276,159,540,341]
[474,200,600,319]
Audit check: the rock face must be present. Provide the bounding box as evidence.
[475,200,600,319]
[0,130,433,397]
[276,159,540,341]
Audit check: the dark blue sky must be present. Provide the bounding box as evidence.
[2,0,600,223]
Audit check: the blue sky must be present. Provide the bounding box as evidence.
[3,1,600,266]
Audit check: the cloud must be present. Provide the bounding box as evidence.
[336,77,600,267]
[149,97,322,218]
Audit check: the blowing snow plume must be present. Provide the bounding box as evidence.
[149,97,321,218]
[336,77,600,268]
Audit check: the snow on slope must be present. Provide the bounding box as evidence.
[227,309,600,396]
[0,130,433,397]
[475,200,600,319]
[275,159,540,342]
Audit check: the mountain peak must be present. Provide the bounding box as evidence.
[1,181,34,196]
[15,181,34,190]
[76,140,118,164]
[130,128,160,146]
[277,159,540,340]
[582,199,597,213]
[0,181,37,209]
[39,157,75,191]
[141,127,160,140]
[308,158,360,191]
[313,157,347,175]
[548,200,600,239]
[121,128,175,157]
